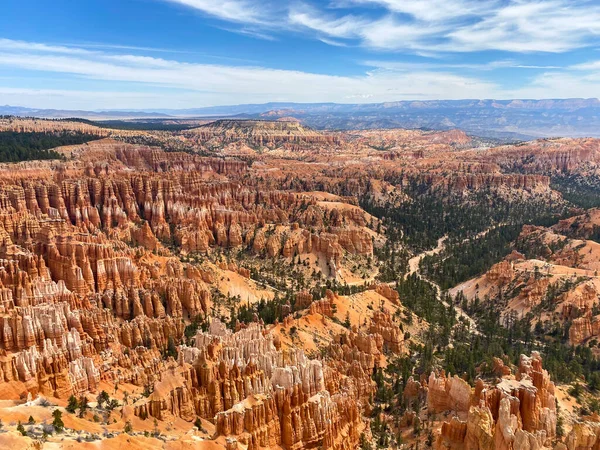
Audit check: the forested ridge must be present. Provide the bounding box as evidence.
[361,180,568,253]
[0,131,100,162]
[357,175,600,426]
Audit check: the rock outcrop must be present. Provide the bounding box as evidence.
[160,319,366,450]
[435,352,556,450]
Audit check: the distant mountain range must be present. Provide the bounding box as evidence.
[3,98,600,139]
[0,105,171,120]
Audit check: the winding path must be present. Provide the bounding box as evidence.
[405,235,480,334]
[407,236,447,277]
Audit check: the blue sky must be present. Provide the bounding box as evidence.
[1,0,600,109]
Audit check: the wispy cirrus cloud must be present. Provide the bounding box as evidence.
[0,38,599,110]
[340,0,497,22]
[364,60,563,71]
[160,0,600,54]
[164,0,273,24]
[0,38,503,108]
[446,1,600,53]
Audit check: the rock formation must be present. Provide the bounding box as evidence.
[434,352,556,450]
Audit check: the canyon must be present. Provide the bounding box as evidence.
[0,117,599,449]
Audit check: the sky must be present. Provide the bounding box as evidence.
[1,0,600,110]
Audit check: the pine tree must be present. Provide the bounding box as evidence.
[78,396,89,418]
[52,409,64,433]
[96,390,110,408]
[66,395,79,414]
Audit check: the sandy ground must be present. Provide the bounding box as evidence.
[215,269,275,304]
[272,289,425,357]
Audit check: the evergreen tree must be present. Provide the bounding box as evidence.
[66,395,79,414]
[52,409,64,433]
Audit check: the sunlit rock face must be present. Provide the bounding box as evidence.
[434,352,556,450]
[1,118,598,449]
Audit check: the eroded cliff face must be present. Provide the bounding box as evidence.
[0,134,390,449]
[0,117,111,135]
[434,352,556,450]
[0,197,195,399]
[451,223,600,345]
[1,120,599,449]
[146,319,365,450]
[478,138,600,174]
[124,288,408,450]
[564,416,600,450]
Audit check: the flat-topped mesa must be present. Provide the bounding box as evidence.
[434,352,556,450]
[481,138,600,173]
[188,119,340,148]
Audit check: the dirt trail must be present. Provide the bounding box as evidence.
[406,235,479,333]
[407,236,447,277]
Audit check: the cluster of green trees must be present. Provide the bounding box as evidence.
[362,179,572,292]
[454,292,600,390]
[551,174,600,209]
[229,279,367,329]
[66,118,196,131]
[0,131,99,162]
[420,224,522,290]
[374,232,409,282]
[233,297,285,326]
[361,180,568,253]
[396,274,452,327]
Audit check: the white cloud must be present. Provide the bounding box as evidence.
[287,7,444,51]
[0,38,93,55]
[364,59,562,71]
[164,0,273,25]
[345,0,496,22]
[161,0,600,53]
[447,0,600,53]
[318,37,349,47]
[289,5,370,39]
[570,60,600,71]
[358,16,445,50]
[505,72,600,99]
[1,38,600,109]
[0,39,502,108]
